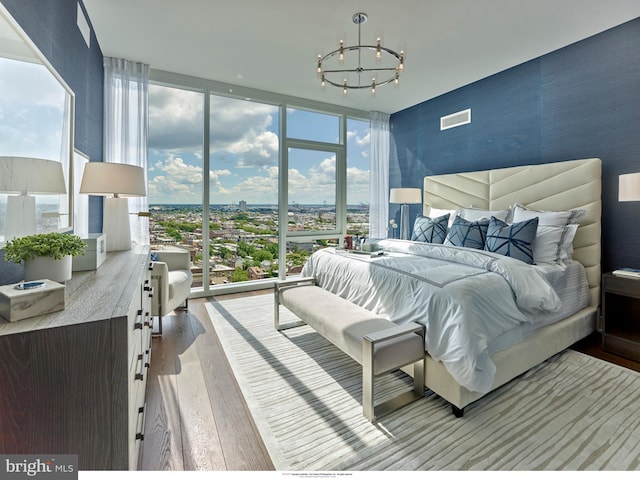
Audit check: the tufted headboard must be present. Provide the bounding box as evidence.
[422,158,602,306]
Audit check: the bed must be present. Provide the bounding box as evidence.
[301,158,601,415]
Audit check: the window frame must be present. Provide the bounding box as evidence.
[0,5,75,246]
[149,69,368,295]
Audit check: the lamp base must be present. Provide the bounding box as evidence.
[5,195,36,239]
[400,203,410,240]
[103,197,131,251]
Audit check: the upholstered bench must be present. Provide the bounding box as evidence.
[274,277,425,421]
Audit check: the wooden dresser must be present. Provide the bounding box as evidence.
[0,245,153,470]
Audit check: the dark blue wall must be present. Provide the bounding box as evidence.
[0,0,104,284]
[390,17,640,273]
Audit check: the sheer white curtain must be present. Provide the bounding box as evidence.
[103,57,149,245]
[369,111,390,239]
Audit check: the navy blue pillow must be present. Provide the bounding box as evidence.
[485,216,539,264]
[411,214,450,244]
[444,215,489,250]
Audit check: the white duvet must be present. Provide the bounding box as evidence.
[301,239,562,393]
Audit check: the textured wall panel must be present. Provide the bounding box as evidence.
[392,18,640,272]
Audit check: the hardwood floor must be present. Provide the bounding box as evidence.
[139,295,275,471]
[139,292,640,471]
[571,331,640,373]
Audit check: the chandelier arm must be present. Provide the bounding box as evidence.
[320,45,403,63]
[322,67,400,74]
[322,77,375,89]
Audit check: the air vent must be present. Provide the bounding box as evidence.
[440,109,471,131]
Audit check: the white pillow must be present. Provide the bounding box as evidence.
[460,207,510,223]
[512,203,586,226]
[428,206,458,228]
[532,224,579,264]
[558,224,579,261]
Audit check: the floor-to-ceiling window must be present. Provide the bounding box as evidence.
[147,72,369,295]
[208,95,279,286]
[147,84,204,283]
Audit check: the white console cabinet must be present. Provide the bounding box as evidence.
[0,245,152,470]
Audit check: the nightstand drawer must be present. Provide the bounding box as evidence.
[604,274,640,298]
[603,334,640,362]
[602,272,640,361]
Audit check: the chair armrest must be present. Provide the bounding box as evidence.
[156,250,191,271]
[150,261,169,315]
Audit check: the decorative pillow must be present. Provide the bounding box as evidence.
[558,224,579,261]
[444,215,489,250]
[532,225,566,264]
[428,207,458,227]
[411,214,450,244]
[485,216,539,264]
[512,203,586,226]
[460,207,510,223]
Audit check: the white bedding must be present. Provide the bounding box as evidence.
[300,238,588,394]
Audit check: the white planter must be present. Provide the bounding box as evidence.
[24,255,73,283]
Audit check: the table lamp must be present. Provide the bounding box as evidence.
[0,156,67,239]
[79,162,146,251]
[390,187,422,240]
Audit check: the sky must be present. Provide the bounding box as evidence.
[1,57,370,220]
[147,84,371,206]
[0,56,71,239]
[0,57,68,160]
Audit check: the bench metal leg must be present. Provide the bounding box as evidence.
[273,278,314,331]
[362,328,425,422]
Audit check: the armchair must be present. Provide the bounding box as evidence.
[150,249,193,335]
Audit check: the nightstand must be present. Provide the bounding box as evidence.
[602,272,640,361]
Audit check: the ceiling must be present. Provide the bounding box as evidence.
[83,0,640,114]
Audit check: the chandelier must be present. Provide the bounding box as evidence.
[316,12,405,94]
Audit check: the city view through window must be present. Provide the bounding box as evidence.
[147,84,370,290]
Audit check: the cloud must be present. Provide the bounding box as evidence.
[216,166,279,203]
[147,154,231,203]
[147,85,203,151]
[213,130,278,168]
[147,88,371,204]
[148,86,279,170]
[0,58,68,158]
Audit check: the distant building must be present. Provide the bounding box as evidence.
[239,200,247,212]
[248,266,268,280]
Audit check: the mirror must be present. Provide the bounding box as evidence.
[0,5,74,246]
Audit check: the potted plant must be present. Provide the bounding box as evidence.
[4,232,86,283]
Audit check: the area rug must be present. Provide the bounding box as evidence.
[205,294,640,471]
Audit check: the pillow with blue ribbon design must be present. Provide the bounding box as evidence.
[484,216,539,264]
[411,214,450,243]
[444,215,489,250]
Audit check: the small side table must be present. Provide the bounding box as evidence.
[601,272,640,361]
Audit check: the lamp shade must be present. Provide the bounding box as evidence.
[80,162,146,197]
[619,173,640,202]
[390,187,422,204]
[0,156,66,194]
